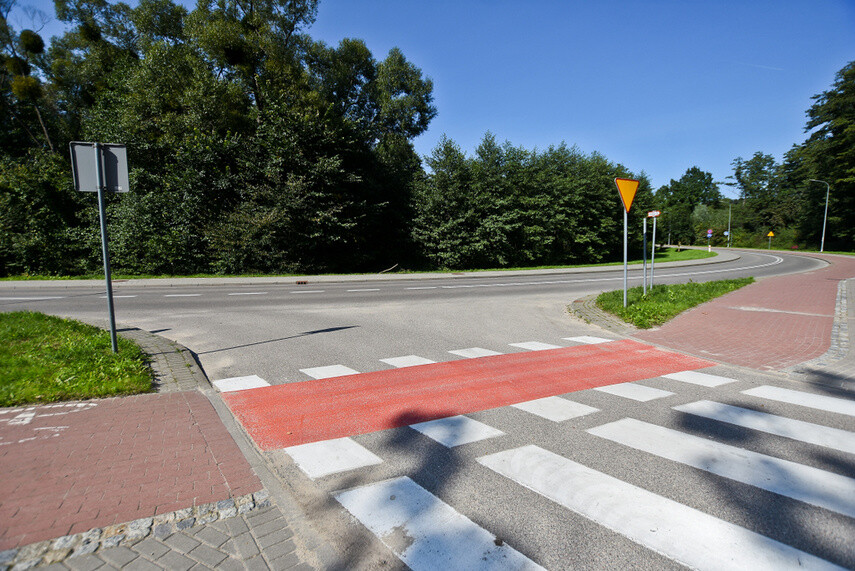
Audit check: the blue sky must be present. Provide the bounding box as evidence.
[11,0,855,196]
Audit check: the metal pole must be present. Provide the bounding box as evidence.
[94,143,118,353]
[809,180,830,253]
[623,209,628,308]
[651,215,656,288]
[727,203,732,248]
[642,217,647,296]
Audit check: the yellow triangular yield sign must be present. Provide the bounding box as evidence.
[767,231,774,237]
[615,178,639,213]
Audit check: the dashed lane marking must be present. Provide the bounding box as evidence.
[409,415,504,448]
[478,445,842,571]
[509,342,563,351]
[300,365,360,380]
[594,382,674,402]
[164,294,201,297]
[347,288,381,292]
[588,418,855,518]
[674,400,855,455]
[380,355,436,368]
[290,290,325,294]
[448,347,503,358]
[227,292,268,296]
[663,370,738,387]
[285,437,383,479]
[511,397,599,422]
[334,476,545,571]
[213,375,271,393]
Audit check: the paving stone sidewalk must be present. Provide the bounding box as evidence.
[0,326,326,570]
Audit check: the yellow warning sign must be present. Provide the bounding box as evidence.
[767,231,775,237]
[615,178,639,213]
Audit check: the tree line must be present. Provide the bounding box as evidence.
[1,0,851,277]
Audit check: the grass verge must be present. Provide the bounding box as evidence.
[0,312,153,406]
[1,247,714,280]
[596,278,755,329]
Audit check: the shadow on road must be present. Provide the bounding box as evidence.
[197,326,359,355]
[674,403,855,569]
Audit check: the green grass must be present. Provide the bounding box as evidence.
[596,277,755,329]
[0,248,715,280]
[0,312,153,406]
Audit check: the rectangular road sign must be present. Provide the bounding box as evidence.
[648,210,660,217]
[70,142,130,193]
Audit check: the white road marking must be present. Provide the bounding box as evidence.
[101,295,136,298]
[563,336,613,344]
[509,342,562,351]
[347,288,380,292]
[285,437,383,479]
[164,294,201,297]
[662,370,737,387]
[380,355,436,368]
[594,383,675,402]
[588,418,855,518]
[0,296,64,301]
[213,375,271,393]
[290,290,325,294]
[478,445,843,571]
[742,386,855,417]
[227,292,268,296]
[448,347,503,358]
[300,365,360,380]
[8,411,36,425]
[674,400,855,455]
[406,286,437,290]
[410,415,504,448]
[334,476,544,571]
[511,397,599,422]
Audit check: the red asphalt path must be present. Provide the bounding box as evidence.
[224,339,713,450]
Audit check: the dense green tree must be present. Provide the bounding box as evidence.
[655,166,720,244]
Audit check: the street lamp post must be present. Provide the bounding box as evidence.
[809,179,830,253]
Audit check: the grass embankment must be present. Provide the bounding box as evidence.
[596,278,755,329]
[0,312,153,406]
[0,247,713,280]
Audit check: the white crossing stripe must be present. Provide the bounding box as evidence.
[674,400,855,455]
[300,365,360,380]
[511,397,599,422]
[379,355,436,368]
[663,370,737,387]
[594,383,675,402]
[410,415,504,448]
[213,375,270,393]
[742,386,855,417]
[285,437,383,479]
[334,476,544,571]
[448,347,503,358]
[509,342,562,351]
[478,445,844,571]
[588,418,855,518]
[563,336,612,344]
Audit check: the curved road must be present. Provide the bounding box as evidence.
[0,250,827,383]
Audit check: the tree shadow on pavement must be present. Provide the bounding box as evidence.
[674,405,855,569]
[197,326,359,355]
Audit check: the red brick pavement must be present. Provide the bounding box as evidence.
[636,253,855,371]
[0,391,261,551]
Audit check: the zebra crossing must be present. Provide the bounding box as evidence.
[213,339,855,569]
[290,377,852,569]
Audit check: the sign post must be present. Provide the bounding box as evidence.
[70,142,130,353]
[642,217,648,295]
[648,211,660,288]
[707,228,713,252]
[615,178,639,308]
[767,230,774,249]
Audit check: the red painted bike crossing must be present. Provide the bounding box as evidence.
[223,339,714,450]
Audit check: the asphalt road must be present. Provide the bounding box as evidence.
[0,249,825,383]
